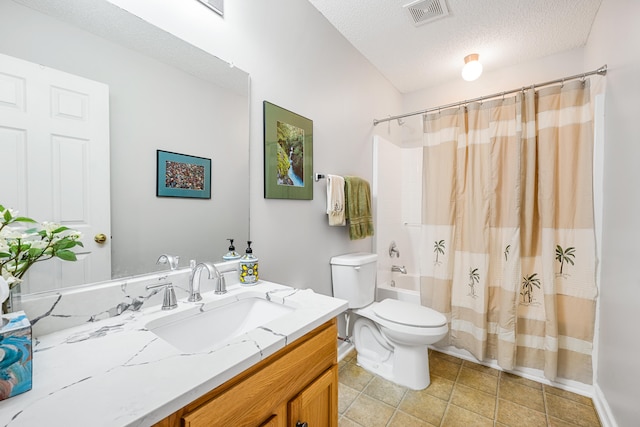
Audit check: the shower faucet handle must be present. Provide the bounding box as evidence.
[389,241,400,258]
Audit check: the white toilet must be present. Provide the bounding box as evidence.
[330,252,448,390]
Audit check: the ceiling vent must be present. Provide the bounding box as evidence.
[403,0,449,26]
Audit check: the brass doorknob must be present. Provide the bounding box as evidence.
[94,233,107,244]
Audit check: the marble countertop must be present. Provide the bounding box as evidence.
[0,281,347,427]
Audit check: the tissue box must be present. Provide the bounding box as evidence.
[0,311,32,400]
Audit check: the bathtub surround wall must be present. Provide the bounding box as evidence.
[373,136,422,282]
[376,273,421,304]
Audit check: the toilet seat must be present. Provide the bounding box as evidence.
[354,300,449,343]
[372,299,447,328]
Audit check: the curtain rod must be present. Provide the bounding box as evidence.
[373,64,607,126]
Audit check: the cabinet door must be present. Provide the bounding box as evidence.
[288,365,338,427]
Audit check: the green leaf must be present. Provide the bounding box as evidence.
[27,247,43,257]
[54,239,77,250]
[55,250,77,261]
[3,209,11,222]
[51,226,70,234]
[13,216,36,223]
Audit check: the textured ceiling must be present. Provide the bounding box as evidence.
[308,0,602,93]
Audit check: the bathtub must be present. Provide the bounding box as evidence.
[376,273,421,304]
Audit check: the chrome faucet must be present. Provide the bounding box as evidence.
[391,265,407,274]
[189,261,226,301]
[157,254,180,270]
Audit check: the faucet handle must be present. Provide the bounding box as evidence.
[216,272,227,295]
[157,254,180,270]
[389,241,400,258]
[146,282,178,310]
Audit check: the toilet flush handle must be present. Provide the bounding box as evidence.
[354,266,360,271]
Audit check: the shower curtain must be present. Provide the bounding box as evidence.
[419,80,597,383]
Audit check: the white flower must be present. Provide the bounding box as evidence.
[0,226,25,239]
[41,221,62,233]
[1,271,20,286]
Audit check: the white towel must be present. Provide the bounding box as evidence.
[326,174,346,226]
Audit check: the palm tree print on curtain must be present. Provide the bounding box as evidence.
[419,80,597,383]
[434,240,445,265]
[521,273,541,305]
[556,245,576,277]
[467,268,479,298]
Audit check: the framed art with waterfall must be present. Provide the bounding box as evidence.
[263,101,313,200]
[156,150,211,199]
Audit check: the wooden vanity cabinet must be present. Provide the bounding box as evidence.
[153,319,338,427]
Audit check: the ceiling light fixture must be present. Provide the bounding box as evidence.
[461,53,482,81]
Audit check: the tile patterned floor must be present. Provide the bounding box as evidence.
[338,349,602,427]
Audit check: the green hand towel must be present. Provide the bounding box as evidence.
[344,176,374,240]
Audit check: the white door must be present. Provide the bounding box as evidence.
[0,53,111,293]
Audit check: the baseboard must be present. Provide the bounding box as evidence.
[337,338,354,363]
[593,383,618,427]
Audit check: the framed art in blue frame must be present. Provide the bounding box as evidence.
[156,150,211,199]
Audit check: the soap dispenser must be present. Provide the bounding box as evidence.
[239,240,258,285]
[222,238,241,261]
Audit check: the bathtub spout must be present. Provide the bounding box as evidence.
[391,265,407,274]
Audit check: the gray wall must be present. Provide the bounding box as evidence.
[585,0,640,425]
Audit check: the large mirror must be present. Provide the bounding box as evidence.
[0,0,250,294]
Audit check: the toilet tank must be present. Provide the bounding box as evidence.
[330,252,378,308]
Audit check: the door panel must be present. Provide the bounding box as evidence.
[0,53,111,292]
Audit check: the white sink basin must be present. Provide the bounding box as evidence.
[146,295,294,353]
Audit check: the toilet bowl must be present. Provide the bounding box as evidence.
[330,252,448,390]
[352,299,447,390]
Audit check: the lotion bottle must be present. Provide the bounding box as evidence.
[239,241,258,285]
[222,238,241,261]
